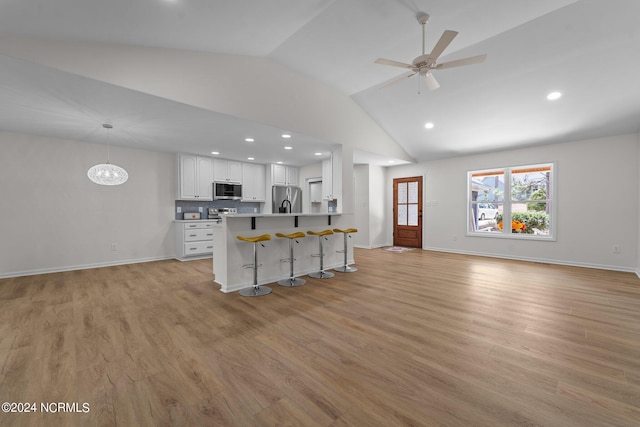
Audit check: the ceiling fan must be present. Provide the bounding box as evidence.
[375,12,487,91]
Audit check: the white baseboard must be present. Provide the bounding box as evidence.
[354,243,391,249]
[0,256,175,279]
[423,246,638,275]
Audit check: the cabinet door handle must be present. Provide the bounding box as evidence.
[189,234,197,237]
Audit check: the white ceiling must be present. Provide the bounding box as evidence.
[0,0,639,165]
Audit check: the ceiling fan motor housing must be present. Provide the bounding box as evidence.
[412,54,435,70]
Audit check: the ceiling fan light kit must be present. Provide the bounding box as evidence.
[87,123,129,186]
[376,11,487,91]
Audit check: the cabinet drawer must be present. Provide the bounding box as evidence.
[184,228,214,242]
[184,241,214,256]
[184,221,214,230]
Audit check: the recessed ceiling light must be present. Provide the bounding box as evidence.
[276,161,283,164]
[424,122,434,129]
[245,138,254,142]
[389,160,395,164]
[211,151,219,155]
[284,146,293,150]
[281,134,291,139]
[314,152,322,156]
[247,157,255,160]
[547,91,562,100]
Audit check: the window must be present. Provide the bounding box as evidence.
[468,163,554,239]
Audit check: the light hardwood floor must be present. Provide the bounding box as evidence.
[1,249,640,426]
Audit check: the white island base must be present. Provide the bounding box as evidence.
[212,213,354,293]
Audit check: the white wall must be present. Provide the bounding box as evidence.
[369,164,388,248]
[353,165,370,247]
[386,134,640,272]
[0,131,176,277]
[353,164,388,249]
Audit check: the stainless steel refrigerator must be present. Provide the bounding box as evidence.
[272,185,302,213]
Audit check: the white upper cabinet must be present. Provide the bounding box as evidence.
[242,163,266,202]
[179,154,214,200]
[214,159,242,183]
[322,157,333,200]
[272,164,299,186]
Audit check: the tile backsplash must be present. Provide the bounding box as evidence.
[175,200,261,220]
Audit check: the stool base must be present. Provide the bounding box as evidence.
[309,271,335,279]
[277,277,307,287]
[239,285,272,297]
[334,265,358,273]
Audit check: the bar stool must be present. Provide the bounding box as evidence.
[333,228,358,273]
[276,232,307,287]
[307,230,334,279]
[236,234,272,297]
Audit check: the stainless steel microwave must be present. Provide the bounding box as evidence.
[213,182,242,200]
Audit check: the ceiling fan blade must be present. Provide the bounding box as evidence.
[423,73,440,91]
[375,58,413,69]
[379,71,417,89]
[436,54,487,70]
[428,30,458,62]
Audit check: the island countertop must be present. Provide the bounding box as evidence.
[212,212,354,293]
[220,212,341,218]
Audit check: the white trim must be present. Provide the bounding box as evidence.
[423,246,639,275]
[354,243,389,249]
[0,256,174,279]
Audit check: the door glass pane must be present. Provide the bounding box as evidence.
[398,183,407,204]
[408,181,418,203]
[408,204,418,226]
[397,204,407,225]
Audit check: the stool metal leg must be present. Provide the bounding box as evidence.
[335,232,357,273]
[309,236,334,279]
[239,241,272,297]
[278,238,306,287]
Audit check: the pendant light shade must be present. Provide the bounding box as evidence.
[87,162,128,185]
[87,123,128,185]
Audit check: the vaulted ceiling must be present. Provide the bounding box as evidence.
[1,0,639,165]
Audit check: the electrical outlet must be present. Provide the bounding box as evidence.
[111,243,117,251]
[198,207,203,213]
[177,207,182,213]
[612,244,621,253]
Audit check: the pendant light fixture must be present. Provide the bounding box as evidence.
[87,123,128,185]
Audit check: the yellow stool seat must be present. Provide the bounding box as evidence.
[333,228,358,234]
[237,234,271,243]
[307,229,334,237]
[275,232,306,239]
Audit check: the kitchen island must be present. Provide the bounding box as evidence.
[212,213,353,293]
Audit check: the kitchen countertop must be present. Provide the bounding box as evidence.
[221,212,340,218]
[173,219,221,222]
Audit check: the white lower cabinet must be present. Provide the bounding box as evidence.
[175,221,215,259]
